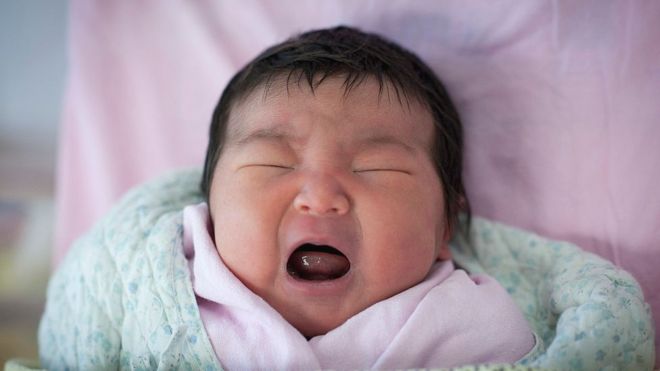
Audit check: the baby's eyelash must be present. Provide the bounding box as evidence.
[257,164,294,169]
[353,168,411,174]
[240,164,295,170]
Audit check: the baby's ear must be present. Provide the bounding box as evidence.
[436,222,453,261]
[436,243,452,261]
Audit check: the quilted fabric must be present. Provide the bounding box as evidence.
[451,220,655,370]
[39,169,654,370]
[40,169,219,370]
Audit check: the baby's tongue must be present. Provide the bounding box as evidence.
[288,248,350,280]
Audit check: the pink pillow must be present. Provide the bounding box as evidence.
[56,1,659,363]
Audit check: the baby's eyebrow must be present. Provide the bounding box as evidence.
[231,127,297,147]
[356,134,417,154]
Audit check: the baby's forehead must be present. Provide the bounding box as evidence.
[223,76,436,152]
[230,74,433,124]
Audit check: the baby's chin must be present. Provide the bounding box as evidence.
[274,291,393,339]
[286,306,358,339]
[278,296,371,338]
[273,275,436,338]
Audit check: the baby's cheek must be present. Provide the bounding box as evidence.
[365,236,434,287]
[212,191,284,291]
[215,229,280,294]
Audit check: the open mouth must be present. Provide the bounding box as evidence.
[287,243,350,281]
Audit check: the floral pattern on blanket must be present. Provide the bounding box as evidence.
[451,216,655,370]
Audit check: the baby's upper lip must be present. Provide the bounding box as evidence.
[282,219,357,262]
[286,236,353,267]
[288,236,348,256]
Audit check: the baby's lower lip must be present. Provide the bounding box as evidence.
[283,269,353,298]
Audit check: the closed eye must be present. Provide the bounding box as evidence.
[261,164,293,169]
[353,168,411,175]
[241,164,295,170]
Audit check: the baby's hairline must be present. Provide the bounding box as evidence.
[227,70,433,117]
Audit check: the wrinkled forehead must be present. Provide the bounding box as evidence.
[225,74,436,147]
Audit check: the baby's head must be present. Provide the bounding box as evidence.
[201,26,469,337]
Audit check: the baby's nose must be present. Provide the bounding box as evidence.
[293,173,350,216]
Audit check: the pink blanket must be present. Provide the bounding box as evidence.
[183,203,535,369]
[55,1,660,364]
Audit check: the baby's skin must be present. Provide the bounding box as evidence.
[208,76,452,337]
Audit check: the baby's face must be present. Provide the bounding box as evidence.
[209,77,450,337]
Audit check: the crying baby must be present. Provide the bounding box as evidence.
[185,26,536,369]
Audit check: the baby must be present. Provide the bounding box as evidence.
[186,26,535,368]
[38,26,536,370]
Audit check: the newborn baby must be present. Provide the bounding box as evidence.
[187,26,536,368]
